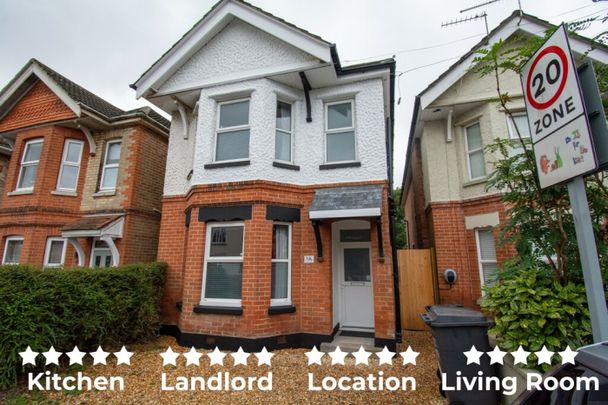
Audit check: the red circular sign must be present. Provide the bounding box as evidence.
[526,45,569,110]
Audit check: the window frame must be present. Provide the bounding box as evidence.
[89,239,114,268]
[99,139,122,191]
[475,228,498,289]
[506,112,532,140]
[324,100,358,164]
[464,122,486,181]
[56,139,84,192]
[43,237,67,268]
[270,222,292,306]
[274,100,294,164]
[214,98,251,163]
[16,139,44,191]
[2,236,24,264]
[201,221,245,307]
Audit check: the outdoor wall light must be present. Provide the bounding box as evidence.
[444,268,457,285]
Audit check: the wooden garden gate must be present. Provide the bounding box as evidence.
[397,248,438,331]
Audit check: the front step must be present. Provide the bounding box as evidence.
[320,333,381,353]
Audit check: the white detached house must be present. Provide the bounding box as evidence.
[132,0,399,350]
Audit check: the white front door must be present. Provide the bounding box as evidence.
[339,242,374,331]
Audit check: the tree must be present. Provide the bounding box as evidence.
[472,22,608,285]
[392,188,407,249]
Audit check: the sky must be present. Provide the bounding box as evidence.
[0,0,605,187]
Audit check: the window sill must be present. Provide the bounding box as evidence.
[193,305,243,315]
[273,161,300,171]
[51,190,77,197]
[268,305,296,315]
[204,160,250,169]
[319,161,361,170]
[463,177,488,188]
[93,190,116,198]
[7,189,33,196]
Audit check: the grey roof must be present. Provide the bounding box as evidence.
[310,185,383,213]
[0,59,170,131]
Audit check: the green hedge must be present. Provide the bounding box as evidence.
[0,262,166,389]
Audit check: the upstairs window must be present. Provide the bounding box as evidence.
[100,140,122,191]
[17,139,43,191]
[275,101,292,163]
[271,223,291,305]
[44,237,67,267]
[3,236,23,264]
[202,222,245,306]
[476,229,498,288]
[57,139,84,191]
[465,122,486,180]
[215,99,250,162]
[507,113,531,139]
[326,101,356,163]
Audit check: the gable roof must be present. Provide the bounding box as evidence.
[131,0,337,98]
[0,59,169,130]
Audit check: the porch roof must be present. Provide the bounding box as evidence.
[61,215,124,238]
[309,185,383,220]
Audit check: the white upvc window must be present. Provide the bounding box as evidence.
[57,139,84,191]
[271,223,291,306]
[215,99,250,162]
[3,236,24,264]
[43,237,67,267]
[275,101,293,163]
[90,239,113,268]
[201,222,245,306]
[99,140,122,191]
[506,113,532,140]
[465,122,486,180]
[325,100,357,163]
[476,228,498,288]
[16,139,43,191]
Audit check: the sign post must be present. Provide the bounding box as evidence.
[521,24,608,342]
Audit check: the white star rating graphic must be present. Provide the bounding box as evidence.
[91,346,110,365]
[487,346,507,365]
[208,347,227,366]
[512,346,531,365]
[43,346,61,366]
[559,346,578,365]
[114,346,133,365]
[376,346,395,365]
[254,347,274,366]
[463,345,484,365]
[230,347,250,366]
[19,346,38,366]
[353,346,372,365]
[305,346,325,365]
[183,347,203,367]
[328,346,348,365]
[399,346,420,365]
[535,345,555,365]
[66,346,86,365]
[160,347,180,366]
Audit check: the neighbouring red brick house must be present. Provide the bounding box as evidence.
[0,59,169,268]
[132,0,399,350]
[401,12,608,308]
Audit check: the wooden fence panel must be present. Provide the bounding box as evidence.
[398,249,438,331]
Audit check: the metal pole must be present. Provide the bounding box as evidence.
[567,176,608,342]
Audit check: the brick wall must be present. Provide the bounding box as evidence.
[157,180,396,341]
[429,195,516,308]
[0,154,10,198]
[0,81,76,133]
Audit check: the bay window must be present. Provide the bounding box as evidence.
[271,223,291,305]
[16,139,43,191]
[57,139,84,191]
[215,99,250,162]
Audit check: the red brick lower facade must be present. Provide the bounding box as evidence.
[157,180,396,350]
[427,194,516,308]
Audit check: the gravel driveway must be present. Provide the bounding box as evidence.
[15,331,445,404]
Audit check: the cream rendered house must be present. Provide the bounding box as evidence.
[401,11,608,307]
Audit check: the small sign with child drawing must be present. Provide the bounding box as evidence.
[520,24,597,188]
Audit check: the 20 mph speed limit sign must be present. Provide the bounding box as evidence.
[521,24,597,189]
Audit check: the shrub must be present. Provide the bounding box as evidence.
[480,266,592,371]
[0,262,166,389]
